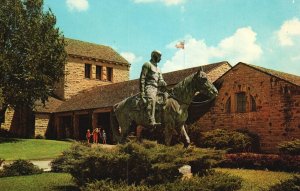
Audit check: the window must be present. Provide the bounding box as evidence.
[85,64,91,79]
[250,95,256,112]
[225,97,231,113]
[96,65,102,80]
[236,92,246,113]
[107,67,113,81]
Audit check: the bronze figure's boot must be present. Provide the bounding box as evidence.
[148,101,161,126]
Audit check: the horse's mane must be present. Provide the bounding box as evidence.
[170,72,196,96]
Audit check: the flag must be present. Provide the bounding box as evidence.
[175,41,185,49]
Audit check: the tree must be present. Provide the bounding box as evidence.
[0,0,67,137]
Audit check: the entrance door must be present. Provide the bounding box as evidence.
[59,116,73,139]
[97,112,112,144]
[78,114,91,140]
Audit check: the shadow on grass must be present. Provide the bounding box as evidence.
[53,185,80,191]
[0,137,21,144]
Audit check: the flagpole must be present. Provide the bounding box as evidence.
[183,40,185,67]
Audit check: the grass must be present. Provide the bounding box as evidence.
[216,168,297,191]
[0,173,78,191]
[0,138,72,160]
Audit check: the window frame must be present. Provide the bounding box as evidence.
[107,67,113,82]
[225,97,231,113]
[236,92,246,113]
[84,63,92,79]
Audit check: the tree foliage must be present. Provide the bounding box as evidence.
[0,0,66,108]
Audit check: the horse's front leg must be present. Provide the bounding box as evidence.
[136,125,144,143]
[164,123,173,146]
[180,125,190,148]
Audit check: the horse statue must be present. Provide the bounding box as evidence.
[112,67,218,146]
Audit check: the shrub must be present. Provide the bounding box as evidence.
[0,159,43,177]
[269,176,300,191]
[0,128,16,138]
[53,140,223,186]
[0,158,4,166]
[199,129,252,153]
[82,172,242,191]
[35,134,45,139]
[51,143,92,173]
[219,153,300,172]
[83,180,151,191]
[278,139,300,155]
[235,128,261,152]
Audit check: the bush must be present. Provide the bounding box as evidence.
[199,129,252,153]
[82,172,242,191]
[269,176,300,191]
[0,159,43,177]
[235,128,261,152]
[0,128,16,138]
[83,180,151,191]
[53,141,223,186]
[0,158,4,166]
[51,143,91,173]
[35,134,45,139]
[219,153,300,172]
[278,139,300,155]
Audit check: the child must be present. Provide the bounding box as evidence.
[92,128,99,144]
[102,130,107,144]
[86,129,91,144]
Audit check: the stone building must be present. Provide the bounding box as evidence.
[196,62,300,152]
[1,38,130,137]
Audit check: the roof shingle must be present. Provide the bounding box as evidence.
[239,62,300,87]
[65,38,130,66]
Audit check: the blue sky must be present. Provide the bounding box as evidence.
[44,0,300,79]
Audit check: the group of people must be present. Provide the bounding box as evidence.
[86,127,106,144]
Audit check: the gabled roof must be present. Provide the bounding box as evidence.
[239,62,300,87]
[65,38,130,66]
[34,97,64,113]
[55,61,231,113]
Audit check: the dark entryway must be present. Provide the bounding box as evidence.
[59,116,73,139]
[97,112,112,144]
[78,114,92,140]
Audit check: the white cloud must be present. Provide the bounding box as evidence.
[277,18,300,46]
[133,0,186,6]
[121,52,143,64]
[66,0,89,12]
[162,27,263,73]
[291,55,300,61]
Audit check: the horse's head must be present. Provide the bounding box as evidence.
[193,67,218,100]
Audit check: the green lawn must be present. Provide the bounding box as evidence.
[0,138,72,160]
[216,168,297,191]
[0,173,78,191]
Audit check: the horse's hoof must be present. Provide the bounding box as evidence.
[183,142,190,149]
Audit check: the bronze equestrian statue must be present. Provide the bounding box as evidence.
[112,51,218,146]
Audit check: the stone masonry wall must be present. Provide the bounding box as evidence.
[35,114,50,136]
[1,107,14,131]
[60,57,129,100]
[197,64,300,152]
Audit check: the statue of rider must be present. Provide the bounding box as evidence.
[140,50,167,126]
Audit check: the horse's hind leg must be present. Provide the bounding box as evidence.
[164,123,174,146]
[136,125,144,143]
[180,125,190,148]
